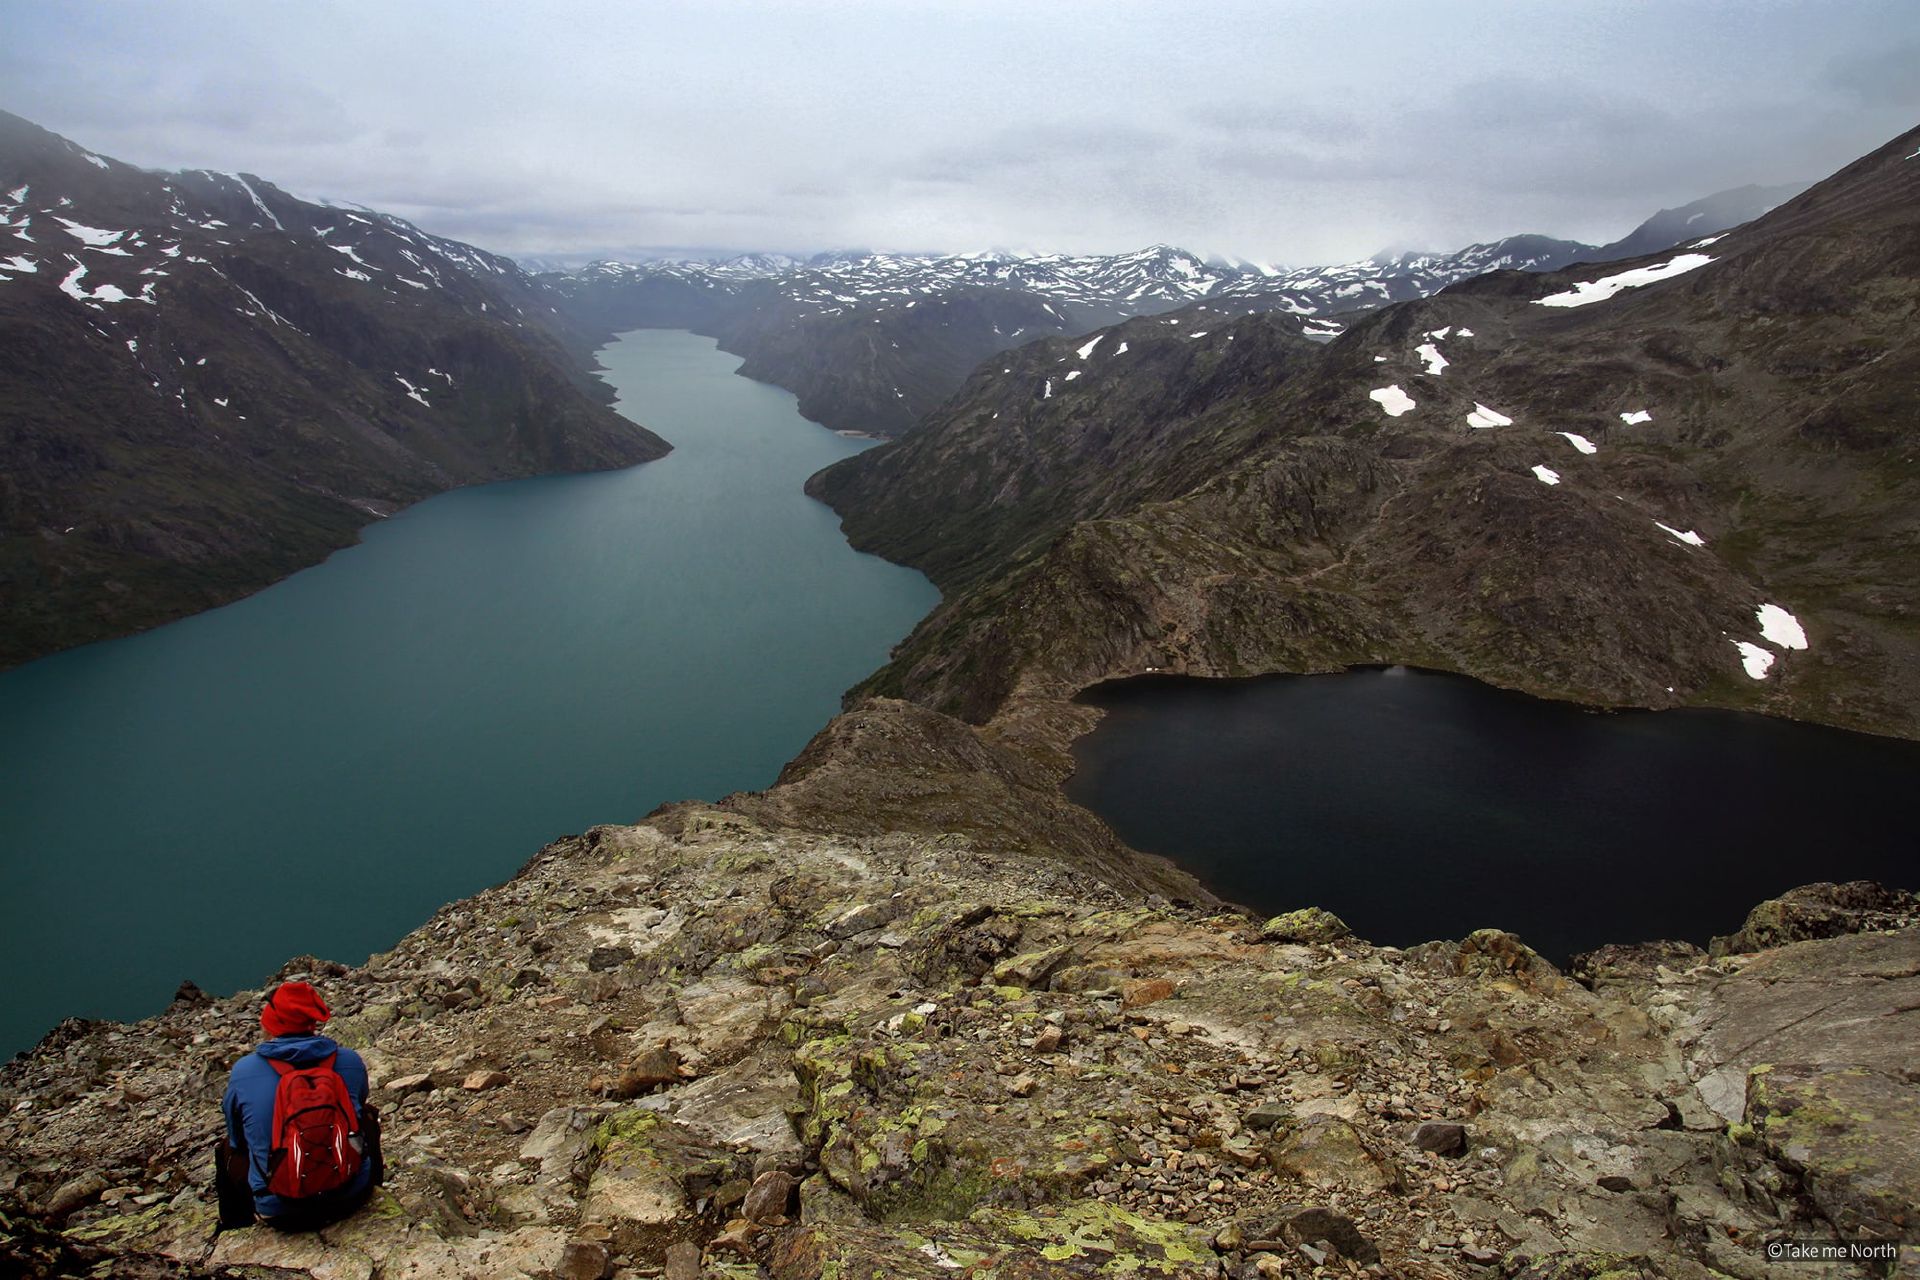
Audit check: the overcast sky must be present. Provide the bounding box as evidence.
[4,1,1917,265]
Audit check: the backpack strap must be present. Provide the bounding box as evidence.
[263,1052,337,1077]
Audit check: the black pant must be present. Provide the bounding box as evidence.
[214,1105,384,1232]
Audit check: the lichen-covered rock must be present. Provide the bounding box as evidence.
[1258,908,1351,944]
[1709,881,1919,957]
[1266,1115,1403,1192]
[1744,1063,1920,1242]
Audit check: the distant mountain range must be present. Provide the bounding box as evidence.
[547,183,1804,436]
[0,109,667,668]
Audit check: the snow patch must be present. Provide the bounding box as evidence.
[1042,379,1053,399]
[1531,465,1560,485]
[1466,403,1512,429]
[57,261,143,305]
[1688,235,1725,249]
[1455,327,1474,337]
[0,255,38,274]
[53,217,125,247]
[1075,334,1104,359]
[228,173,284,231]
[1558,432,1597,455]
[1756,603,1807,650]
[1425,326,1452,340]
[1369,385,1416,417]
[1114,341,1128,355]
[1534,253,1715,308]
[1063,370,1082,381]
[1619,409,1652,425]
[1654,522,1705,547]
[1734,641,1775,680]
[1415,342,1448,376]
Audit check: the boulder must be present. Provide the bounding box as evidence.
[41,1171,107,1219]
[616,1046,683,1096]
[554,1239,610,1280]
[209,1227,374,1280]
[1744,1062,1920,1240]
[743,1169,797,1223]
[825,900,899,939]
[1710,881,1918,957]
[990,944,1075,989]
[518,1106,592,1174]
[579,1112,691,1260]
[1259,908,1351,944]
[1410,1120,1468,1157]
[1264,1205,1380,1265]
[586,944,633,972]
[1120,977,1177,1008]
[663,1240,704,1280]
[1267,1116,1402,1192]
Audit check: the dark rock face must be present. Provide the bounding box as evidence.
[0,110,668,668]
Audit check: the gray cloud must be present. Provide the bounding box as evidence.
[4,0,1916,264]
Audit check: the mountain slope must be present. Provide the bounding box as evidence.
[808,126,1920,739]
[0,111,669,668]
[1586,181,1807,263]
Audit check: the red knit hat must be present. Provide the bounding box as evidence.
[260,981,331,1038]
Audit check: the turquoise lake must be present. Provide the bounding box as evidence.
[0,330,939,1057]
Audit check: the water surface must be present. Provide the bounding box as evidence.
[1068,668,1920,960]
[0,330,937,1056]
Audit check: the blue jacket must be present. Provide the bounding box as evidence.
[222,1034,372,1220]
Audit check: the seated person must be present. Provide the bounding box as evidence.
[216,981,381,1230]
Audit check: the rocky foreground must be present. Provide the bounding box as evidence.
[2,715,1915,1278]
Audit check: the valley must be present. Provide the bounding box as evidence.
[0,81,1915,1280]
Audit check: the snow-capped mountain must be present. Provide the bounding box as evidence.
[545,185,1787,440]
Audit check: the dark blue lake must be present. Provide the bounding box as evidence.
[1067,667,1920,961]
[0,331,938,1057]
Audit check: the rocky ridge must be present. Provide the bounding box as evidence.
[2,726,1915,1278]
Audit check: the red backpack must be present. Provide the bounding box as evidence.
[264,1053,364,1199]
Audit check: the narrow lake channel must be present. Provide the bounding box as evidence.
[0,330,938,1057]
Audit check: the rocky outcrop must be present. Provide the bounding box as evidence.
[1709,882,1919,957]
[3,772,1914,1277]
